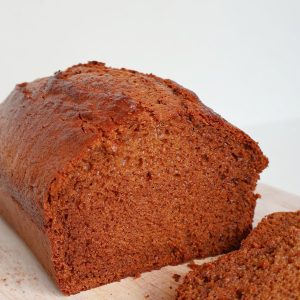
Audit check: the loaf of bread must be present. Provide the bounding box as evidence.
[176,211,300,300]
[0,62,268,294]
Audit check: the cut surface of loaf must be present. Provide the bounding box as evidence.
[0,62,268,294]
[176,211,300,300]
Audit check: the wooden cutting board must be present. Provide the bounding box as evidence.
[0,184,299,300]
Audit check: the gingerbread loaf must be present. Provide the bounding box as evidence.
[0,62,268,294]
[176,211,300,300]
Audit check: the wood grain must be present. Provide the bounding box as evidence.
[0,183,299,300]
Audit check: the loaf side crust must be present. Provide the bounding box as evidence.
[0,182,56,282]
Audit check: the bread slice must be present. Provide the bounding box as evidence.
[241,210,300,249]
[176,211,300,300]
[0,62,267,294]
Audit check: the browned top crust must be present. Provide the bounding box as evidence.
[0,61,267,227]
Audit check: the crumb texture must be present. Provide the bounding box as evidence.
[0,62,268,294]
[176,211,300,300]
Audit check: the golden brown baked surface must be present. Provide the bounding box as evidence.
[176,211,300,300]
[0,62,268,294]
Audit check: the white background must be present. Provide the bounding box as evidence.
[0,0,299,195]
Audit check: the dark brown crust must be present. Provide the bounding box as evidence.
[0,65,141,226]
[0,183,56,283]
